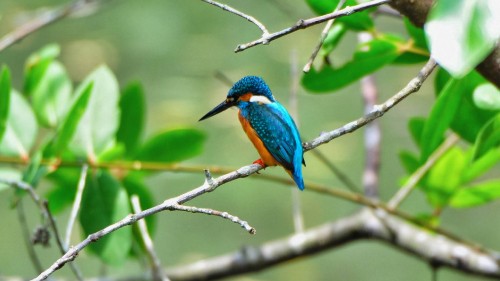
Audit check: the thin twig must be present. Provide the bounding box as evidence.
[359,32,380,198]
[17,199,44,274]
[131,195,169,281]
[303,0,346,72]
[201,0,269,36]
[387,133,460,209]
[0,0,99,53]
[234,0,390,52]
[309,149,360,193]
[172,204,256,234]
[64,164,88,249]
[289,49,305,233]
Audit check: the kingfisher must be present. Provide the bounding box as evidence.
[199,76,305,190]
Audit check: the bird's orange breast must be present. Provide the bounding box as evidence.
[238,111,279,167]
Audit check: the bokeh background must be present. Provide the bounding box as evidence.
[0,0,499,280]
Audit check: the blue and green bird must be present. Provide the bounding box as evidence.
[199,76,305,190]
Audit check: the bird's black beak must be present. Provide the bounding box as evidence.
[199,100,235,121]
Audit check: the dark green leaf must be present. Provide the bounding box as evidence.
[80,170,132,265]
[392,52,429,64]
[473,83,500,111]
[31,61,72,128]
[423,147,466,207]
[472,114,500,160]
[69,65,120,159]
[425,0,500,77]
[420,79,462,161]
[46,169,80,214]
[135,128,205,163]
[48,82,93,157]
[450,180,500,208]
[0,66,11,143]
[398,150,420,174]
[116,82,145,156]
[303,38,400,93]
[306,0,374,30]
[403,18,428,50]
[0,90,38,159]
[408,117,426,148]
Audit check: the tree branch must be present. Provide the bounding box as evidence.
[164,208,500,280]
[233,0,390,52]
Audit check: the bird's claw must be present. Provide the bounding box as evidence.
[253,159,266,169]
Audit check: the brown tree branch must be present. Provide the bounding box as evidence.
[164,209,500,280]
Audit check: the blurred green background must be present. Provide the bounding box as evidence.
[0,0,499,280]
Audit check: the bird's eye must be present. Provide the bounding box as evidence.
[226,97,234,103]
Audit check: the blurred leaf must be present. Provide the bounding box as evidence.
[425,0,500,77]
[423,147,466,207]
[46,169,80,214]
[135,128,205,163]
[403,18,428,50]
[399,150,420,174]
[463,148,500,182]
[392,52,429,64]
[0,90,38,159]
[48,82,93,157]
[24,44,60,95]
[0,66,11,142]
[31,61,72,128]
[80,170,132,265]
[22,152,46,187]
[408,117,426,149]
[432,70,496,143]
[116,82,145,156]
[320,23,347,57]
[473,83,500,111]
[0,168,21,192]
[420,79,462,161]
[70,65,120,160]
[472,114,500,160]
[306,0,374,30]
[303,38,400,92]
[450,180,500,208]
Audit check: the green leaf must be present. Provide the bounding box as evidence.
[463,148,500,182]
[399,150,420,174]
[303,38,400,92]
[0,66,11,143]
[80,170,132,265]
[306,0,374,30]
[116,82,145,156]
[403,18,428,50]
[473,83,500,111]
[48,82,93,157]
[408,117,426,149]
[31,61,72,128]
[24,44,61,95]
[0,90,38,159]
[135,128,205,163]
[425,0,500,77]
[472,114,500,160]
[450,180,500,208]
[320,23,347,57]
[70,65,120,159]
[22,151,46,186]
[420,79,462,161]
[46,168,81,214]
[435,70,499,143]
[423,147,466,207]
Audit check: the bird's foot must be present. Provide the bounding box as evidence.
[253,159,266,168]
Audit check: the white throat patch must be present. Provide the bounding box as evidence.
[249,95,272,104]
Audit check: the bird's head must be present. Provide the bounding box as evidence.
[199,76,276,121]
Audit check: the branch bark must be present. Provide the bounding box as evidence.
[164,209,500,281]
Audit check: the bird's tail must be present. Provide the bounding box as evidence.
[285,168,305,191]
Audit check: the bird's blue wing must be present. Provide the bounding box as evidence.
[244,102,303,171]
